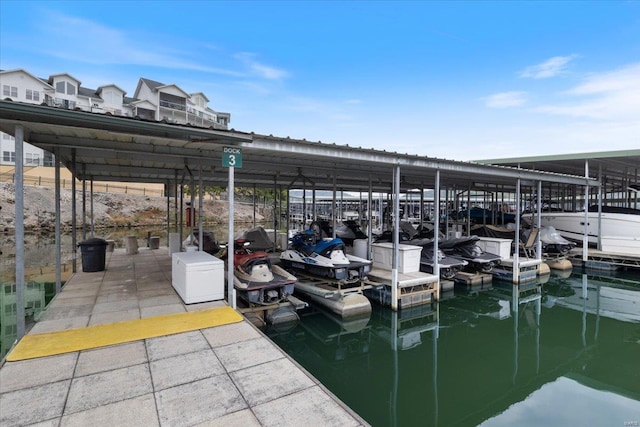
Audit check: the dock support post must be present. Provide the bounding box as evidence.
[274,175,278,251]
[228,165,236,309]
[190,174,195,246]
[582,160,590,264]
[513,178,521,284]
[286,188,290,237]
[420,184,424,227]
[71,149,77,273]
[173,171,178,244]
[166,179,170,247]
[55,147,61,294]
[15,124,25,340]
[391,164,400,311]
[368,175,373,259]
[179,183,183,246]
[597,164,602,251]
[536,180,542,259]
[312,185,316,223]
[82,173,87,241]
[198,167,203,252]
[332,174,337,238]
[434,169,441,301]
[90,178,94,237]
[467,182,472,234]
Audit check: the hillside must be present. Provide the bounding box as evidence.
[0,182,270,233]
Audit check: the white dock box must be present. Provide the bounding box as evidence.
[172,251,224,304]
[371,242,422,273]
[476,237,513,260]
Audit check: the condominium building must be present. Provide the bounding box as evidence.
[0,68,231,166]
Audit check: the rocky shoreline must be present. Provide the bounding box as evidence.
[0,182,271,233]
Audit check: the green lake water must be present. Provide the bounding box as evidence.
[265,272,640,427]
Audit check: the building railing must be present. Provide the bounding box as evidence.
[159,100,186,111]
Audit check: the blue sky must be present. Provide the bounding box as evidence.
[1,1,639,161]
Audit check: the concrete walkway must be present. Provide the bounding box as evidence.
[0,247,368,426]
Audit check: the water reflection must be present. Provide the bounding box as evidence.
[0,281,57,358]
[266,271,640,426]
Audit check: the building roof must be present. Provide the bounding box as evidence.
[477,150,640,181]
[0,69,54,91]
[0,100,595,192]
[97,84,127,96]
[77,86,100,99]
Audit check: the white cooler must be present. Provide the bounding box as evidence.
[172,251,224,304]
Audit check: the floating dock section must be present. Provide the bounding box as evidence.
[364,268,438,309]
[363,242,439,310]
[544,256,573,271]
[568,248,640,272]
[236,295,308,326]
[491,258,543,284]
[453,271,493,287]
[293,276,372,318]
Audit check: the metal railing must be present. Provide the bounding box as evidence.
[159,100,186,111]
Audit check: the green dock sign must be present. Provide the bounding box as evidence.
[222,146,242,168]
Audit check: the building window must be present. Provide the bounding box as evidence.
[67,82,76,95]
[104,90,121,104]
[3,151,16,163]
[3,85,18,98]
[26,153,40,165]
[2,133,15,141]
[26,89,40,101]
[56,81,65,93]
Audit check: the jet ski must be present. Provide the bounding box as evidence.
[536,226,576,256]
[280,229,372,282]
[409,238,468,279]
[221,238,297,305]
[182,230,220,255]
[373,230,412,243]
[310,220,367,245]
[439,235,501,273]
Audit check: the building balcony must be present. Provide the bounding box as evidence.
[43,98,77,110]
[159,99,186,111]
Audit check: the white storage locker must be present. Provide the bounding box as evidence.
[172,251,224,304]
[476,237,513,260]
[371,242,422,273]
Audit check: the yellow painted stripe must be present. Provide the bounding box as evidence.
[7,306,243,361]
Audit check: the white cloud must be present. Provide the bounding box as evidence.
[234,53,290,80]
[484,91,527,108]
[534,62,640,120]
[520,55,578,79]
[16,10,244,77]
[568,62,640,95]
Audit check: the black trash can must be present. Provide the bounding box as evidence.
[78,238,108,272]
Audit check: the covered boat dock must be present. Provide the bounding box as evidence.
[479,150,640,269]
[0,99,597,338]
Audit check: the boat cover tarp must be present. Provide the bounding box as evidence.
[242,226,274,251]
[470,224,515,239]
